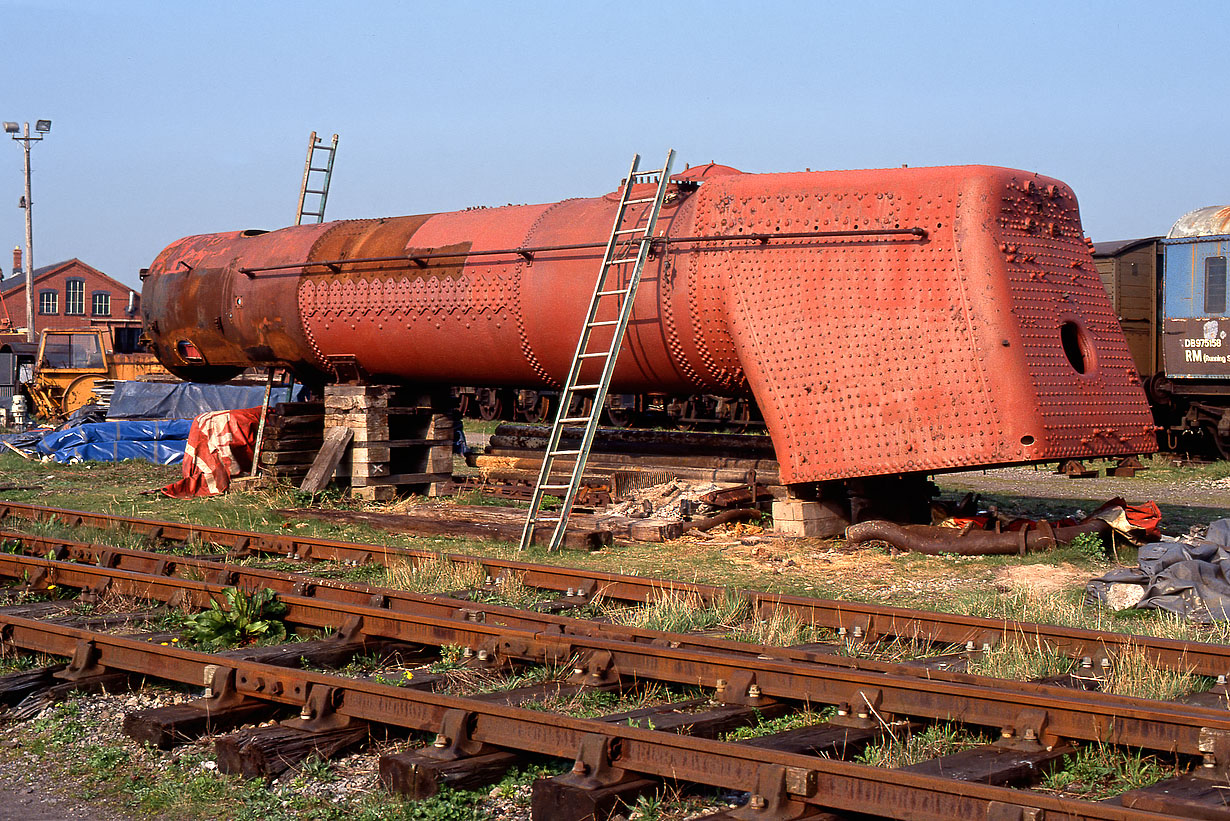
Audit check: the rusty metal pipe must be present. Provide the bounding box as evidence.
[236,226,928,275]
[844,518,1112,555]
[687,508,763,532]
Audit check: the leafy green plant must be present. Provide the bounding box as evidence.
[429,644,467,673]
[183,587,288,649]
[1067,531,1106,561]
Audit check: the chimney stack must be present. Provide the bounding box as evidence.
[11,246,21,279]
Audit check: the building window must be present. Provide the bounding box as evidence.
[65,279,85,315]
[1206,257,1227,315]
[91,291,111,317]
[38,289,58,315]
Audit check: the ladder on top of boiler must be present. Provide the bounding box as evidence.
[518,149,676,552]
[295,131,339,225]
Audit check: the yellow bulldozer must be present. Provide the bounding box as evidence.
[26,327,168,419]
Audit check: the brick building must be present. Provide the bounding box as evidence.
[0,248,142,346]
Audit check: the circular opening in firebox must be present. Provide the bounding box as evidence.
[1060,321,1094,375]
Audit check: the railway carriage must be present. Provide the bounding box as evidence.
[1094,205,1230,455]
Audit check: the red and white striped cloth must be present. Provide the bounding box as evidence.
[162,407,263,498]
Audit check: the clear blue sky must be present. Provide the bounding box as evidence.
[1,0,1225,290]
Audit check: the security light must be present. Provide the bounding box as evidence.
[34,120,50,133]
[2,123,18,134]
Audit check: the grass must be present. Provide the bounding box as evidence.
[0,649,55,675]
[966,634,1075,681]
[605,587,749,634]
[722,706,833,741]
[1099,643,1213,701]
[855,721,989,769]
[726,606,822,646]
[4,691,558,820]
[1040,741,1178,801]
[523,682,706,719]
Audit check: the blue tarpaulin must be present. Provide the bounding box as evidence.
[18,419,192,465]
[36,420,192,455]
[107,382,296,420]
[44,440,187,465]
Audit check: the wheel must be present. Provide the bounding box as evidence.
[729,400,753,432]
[605,407,637,428]
[676,397,703,431]
[521,395,550,424]
[477,388,504,421]
[61,375,101,415]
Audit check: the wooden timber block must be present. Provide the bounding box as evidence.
[124,699,281,749]
[350,445,392,463]
[736,720,881,759]
[219,637,409,669]
[300,426,353,493]
[1119,774,1230,819]
[530,775,659,821]
[9,671,133,721]
[215,722,371,780]
[900,742,1072,786]
[599,699,785,738]
[351,485,397,502]
[0,664,66,707]
[626,518,684,543]
[380,750,519,799]
[324,384,392,398]
[704,810,846,821]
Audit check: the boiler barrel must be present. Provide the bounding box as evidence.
[142,163,1158,483]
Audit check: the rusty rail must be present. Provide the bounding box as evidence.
[1,502,1227,678]
[1,546,1229,759]
[0,612,1188,821]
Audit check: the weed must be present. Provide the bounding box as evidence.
[723,707,834,741]
[630,791,665,819]
[429,645,467,673]
[966,634,1075,681]
[856,721,988,769]
[608,587,749,634]
[182,587,288,649]
[1098,643,1212,701]
[1067,531,1107,561]
[1041,741,1175,800]
[727,607,820,646]
[294,754,337,783]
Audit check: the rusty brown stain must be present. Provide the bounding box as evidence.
[304,215,439,280]
[1216,206,1230,234]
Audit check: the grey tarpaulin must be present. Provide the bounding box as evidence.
[1087,520,1230,622]
[106,382,296,420]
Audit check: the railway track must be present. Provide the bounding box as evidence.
[1,500,1226,675]
[0,504,1228,818]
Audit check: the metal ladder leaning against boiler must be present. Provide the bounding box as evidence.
[519,150,676,552]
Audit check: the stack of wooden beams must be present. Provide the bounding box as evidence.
[256,402,326,484]
[323,385,454,501]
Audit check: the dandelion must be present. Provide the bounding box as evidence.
[403,670,414,680]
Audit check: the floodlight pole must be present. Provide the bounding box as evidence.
[8,122,45,343]
[19,123,35,343]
